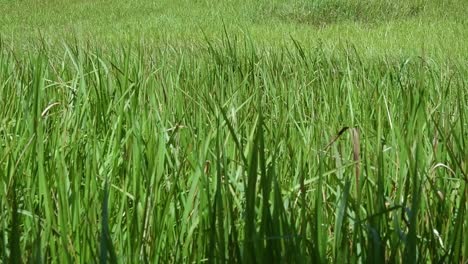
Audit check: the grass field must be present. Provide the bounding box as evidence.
[0,0,467,262]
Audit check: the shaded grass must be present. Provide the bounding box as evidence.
[0,36,466,262]
[262,0,425,27]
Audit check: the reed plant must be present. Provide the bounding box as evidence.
[0,36,466,262]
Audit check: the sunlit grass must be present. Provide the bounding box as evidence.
[1,0,468,58]
[0,34,466,262]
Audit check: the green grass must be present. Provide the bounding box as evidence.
[0,0,467,262]
[1,0,468,57]
[1,36,466,262]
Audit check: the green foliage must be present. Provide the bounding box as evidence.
[0,0,467,57]
[0,35,466,262]
[263,0,424,26]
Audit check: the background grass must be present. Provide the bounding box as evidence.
[0,0,467,262]
[1,0,468,57]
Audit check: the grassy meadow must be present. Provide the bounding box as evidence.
[0,0,467,262]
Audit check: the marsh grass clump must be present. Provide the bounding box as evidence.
[263,0,425,27]
[0,37,466,262]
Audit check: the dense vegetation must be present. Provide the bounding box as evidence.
[0,0,466,262]
[1,0,468,56]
